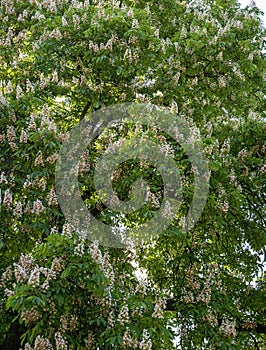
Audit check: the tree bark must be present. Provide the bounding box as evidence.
[1,321,25,350]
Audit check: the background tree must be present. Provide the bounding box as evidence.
[0,0,265,349]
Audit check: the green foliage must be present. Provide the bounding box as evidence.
[3,233,173,349]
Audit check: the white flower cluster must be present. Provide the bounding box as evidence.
[20,129,28,143]
[218,76,227,88]
[24,335,53,350]
[89,241,102,263]
[57,132,69,143]
[55,331,68,350]
[220,318,236,338]
[47,187,58,206]
[152,298,166,318]
[61,223,75,238]
[73,243,84,256]
[32,199,46,215]
[21,308,41,323]
[2,188,13,209]
[28,266,40,286]
[34,335,53,350]
[139,330,152,350]
[0,266,13,288]
[196,286,211,304]
[7,125,16,142]
[161,200,173,219]
[0,133,5,142]
[35,152,44,167]
[122,328,138,348]
[117,304,130,325]
[11,254,64,292]
[204,312,218,327]
[46,153,58,164]
[32,178,46,191]
[88,35,117,53]
[28,114,37,131]
[180,288,195,304]
[16,85,24,99]
[60,314,78,333]
[31,11,46,21]
[39,257,64,290]
[0,172,8,184]
[6,80,13,93]
[218,200,229,213]
[84,331,95,349]
[181,264,221,305]
[145,188,160,209]
[135,280,147,295]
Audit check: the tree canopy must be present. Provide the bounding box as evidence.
[0,0,265,349]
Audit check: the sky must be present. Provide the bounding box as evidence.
[239,0,266,25]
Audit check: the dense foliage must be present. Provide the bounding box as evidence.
[0,0,265,349]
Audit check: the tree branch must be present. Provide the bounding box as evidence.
[80,100,91,121]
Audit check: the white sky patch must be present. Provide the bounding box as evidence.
[239,0,266,24]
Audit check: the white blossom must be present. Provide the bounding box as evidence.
[139,330,152,350]
[6,80,13,93]
[62,16,68,26]
[16,85,23,99]
[28,266,40,286]
[3,189,12,208]
[32,199,45,215]
[118,304,130,325]
[13,201,23,218]
[34,152,44,167]
[20,129,28,143]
